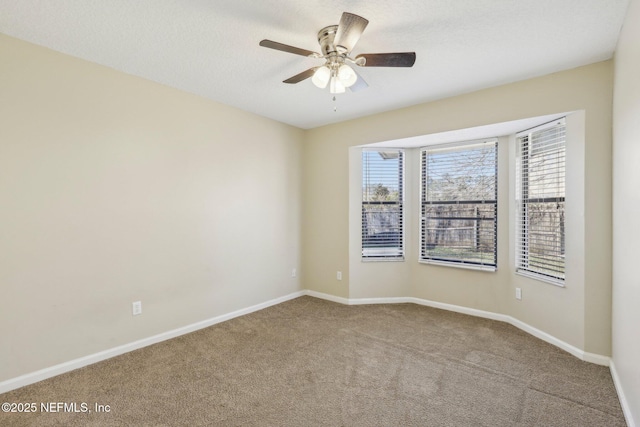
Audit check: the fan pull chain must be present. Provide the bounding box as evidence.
[333,96,337,112]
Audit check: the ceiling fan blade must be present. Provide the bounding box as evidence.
[283,68,317,84]
[333,12,369,53]
[259,40,319,57]
[355,52,416,67]
[349,70,368,92]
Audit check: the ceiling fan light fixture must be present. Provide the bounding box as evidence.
[329,76,346,94]
[312,66,331,88]
[260,12,416,94]
[337,64,357,88]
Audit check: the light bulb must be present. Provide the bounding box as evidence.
[329,76,345,94]
[311,66,330,89]
[337,64,357,88]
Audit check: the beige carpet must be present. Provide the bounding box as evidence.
[0,296,625,426]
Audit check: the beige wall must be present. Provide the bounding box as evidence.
[506,113,587,350]
[0,35,303,382]
[347,147,415,300]
[612,0,640,423]
[303,61,613,356]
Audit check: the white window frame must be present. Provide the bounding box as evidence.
[420,139,498,271]
[361,149,405,261]
[515,118,566,286]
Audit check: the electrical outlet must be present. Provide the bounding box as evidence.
[515,288,522,300]
[337,271,342,281]
[291,268,297,278]
[132,301,142,316]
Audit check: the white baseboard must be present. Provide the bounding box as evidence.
[610,360,637,427]
[506,316,610,366]
[349,296,411,305]
[0,290,306,394]
[406,296,508,322]
[304,290,350,305]
[308,292,611,367]
[411,296,609,365]
[0,289,615,397]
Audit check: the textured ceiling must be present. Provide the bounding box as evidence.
[0,0,629,129]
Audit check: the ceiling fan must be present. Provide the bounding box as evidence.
[259,12,416,94]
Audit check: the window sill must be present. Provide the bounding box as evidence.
[362,257,405,263]
[516,269,565,287]
[419,259,496,272]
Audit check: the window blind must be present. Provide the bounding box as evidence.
[420,140,497,268]
[362,149,404,260]
[516,118,566,282]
